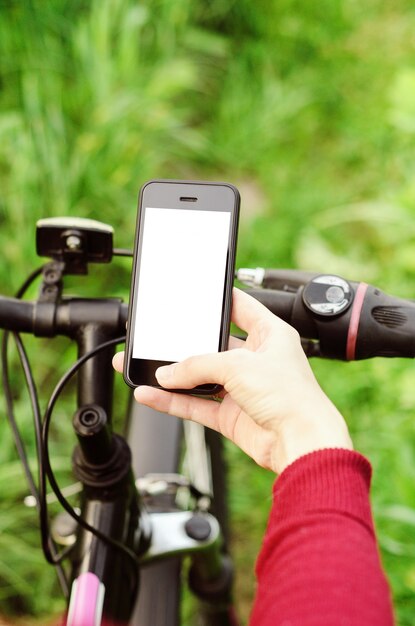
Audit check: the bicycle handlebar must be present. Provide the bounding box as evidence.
[0,297,35,332]
[0,296,128,337]
[1,271,415,361]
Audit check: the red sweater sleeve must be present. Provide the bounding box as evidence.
[249,449,394,626]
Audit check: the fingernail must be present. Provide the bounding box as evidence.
[156,364,174,384]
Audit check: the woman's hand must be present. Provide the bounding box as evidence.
[113,288,352,474]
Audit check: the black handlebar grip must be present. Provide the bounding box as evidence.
[311,281,415,360]
[248,281,415,360]
[293,280,415,360]
[353,283,415,359]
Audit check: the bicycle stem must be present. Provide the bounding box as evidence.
[75,321,117,419]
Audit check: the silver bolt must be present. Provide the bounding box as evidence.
[66,235,82,250]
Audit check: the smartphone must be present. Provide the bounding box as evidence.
[123,179,240,394]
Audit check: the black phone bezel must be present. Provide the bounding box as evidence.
[123,179,240,395]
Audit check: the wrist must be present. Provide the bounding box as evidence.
[270,408,353,475]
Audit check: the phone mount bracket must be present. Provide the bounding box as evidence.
[33,260,65,336]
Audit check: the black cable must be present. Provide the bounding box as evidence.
[0,266,44,501]
[1,332,38,498]
[13,334,42,502]
[1,265,69,594]
[41,335,141,575]
[12,332,70,592]
[15,266,44,298]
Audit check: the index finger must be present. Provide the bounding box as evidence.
[231,287,276,334]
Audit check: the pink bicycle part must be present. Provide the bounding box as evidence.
[66,572,105,626]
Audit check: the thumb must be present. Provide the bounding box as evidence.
[156,349,243,390]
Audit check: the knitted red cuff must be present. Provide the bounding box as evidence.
[271,448,373,530]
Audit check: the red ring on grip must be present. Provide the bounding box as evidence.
[346,282,368,361]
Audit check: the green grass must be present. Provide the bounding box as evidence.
[2,0,415,623]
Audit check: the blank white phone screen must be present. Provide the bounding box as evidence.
[132,207,231,362]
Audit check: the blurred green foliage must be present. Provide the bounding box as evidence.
[2,0,415,624]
